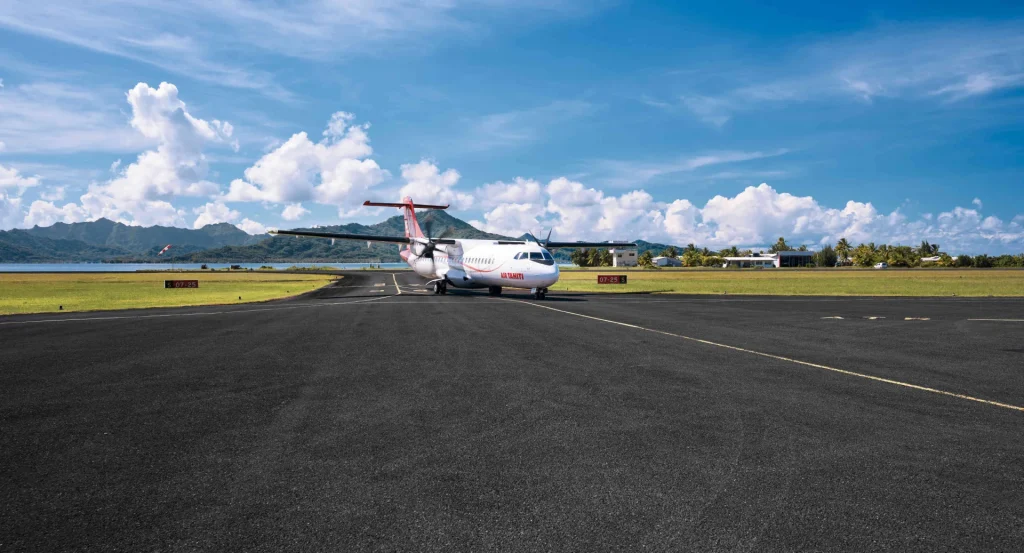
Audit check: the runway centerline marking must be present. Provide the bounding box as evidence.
[0,294,394,326]
[498,298,1024,413]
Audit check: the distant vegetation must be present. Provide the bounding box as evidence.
[570,237,1024,269]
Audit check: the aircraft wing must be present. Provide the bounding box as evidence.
[544,242,637,249]
[270,229,410,244]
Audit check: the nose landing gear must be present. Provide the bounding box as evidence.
[531,287,548,300]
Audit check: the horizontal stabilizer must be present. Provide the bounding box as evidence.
[363,201,449,209]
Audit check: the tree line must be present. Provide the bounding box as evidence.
[571,237,1024,268]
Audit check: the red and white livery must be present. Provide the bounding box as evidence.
[270,197,634,299]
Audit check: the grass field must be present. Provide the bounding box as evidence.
[554,268,1024,296]
[0,272,338,315]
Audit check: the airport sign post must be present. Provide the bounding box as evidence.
[597,275,627,284]
[164,280,199,289]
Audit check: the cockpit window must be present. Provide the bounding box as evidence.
[529,251,554,266]
[542,251,553,261]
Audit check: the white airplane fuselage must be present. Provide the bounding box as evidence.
[403,239,560,290]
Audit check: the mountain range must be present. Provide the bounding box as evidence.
[0,211,672,263]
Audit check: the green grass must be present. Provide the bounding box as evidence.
[0,272,339,315]
[554,268,1024,296]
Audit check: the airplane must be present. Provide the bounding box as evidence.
[269,197,637,299]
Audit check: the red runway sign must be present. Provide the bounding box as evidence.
[164,280,199,289]
[597,275,627,284]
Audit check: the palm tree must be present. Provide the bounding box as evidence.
[835,238,851,264]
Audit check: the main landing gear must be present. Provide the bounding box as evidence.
[432,281,448,295]
[488,286,502,296]
[531,287,548,300]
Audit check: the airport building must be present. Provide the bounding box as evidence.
[610,248,638,267]
[652,256,682,267]
[722,251,814,268]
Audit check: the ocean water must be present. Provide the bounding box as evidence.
[0,263,408,272]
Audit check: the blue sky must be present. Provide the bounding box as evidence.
[0,1,1022,253]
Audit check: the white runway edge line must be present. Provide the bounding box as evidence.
[968,319,1024,322]
[501,298,1024,413]
[0,295,395,326]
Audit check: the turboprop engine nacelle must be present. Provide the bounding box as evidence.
[410,254,436,278]
[411,241,430,257]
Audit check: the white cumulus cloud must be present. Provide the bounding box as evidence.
[397,160,472,209]
[192,201,241,228]
[0,164,42,191]
[0,193,23,229]
[39,82,237,227]
[471,179,1024,253]
[226,111,386,214]
[236,218,268,235]
[281,203,310,221]
[22,200,88,227]
[39,186,66,201]
[475,177,543,209]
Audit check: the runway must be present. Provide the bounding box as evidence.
[2,271,1022,551]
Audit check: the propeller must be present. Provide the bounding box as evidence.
[415,218,453,259]
[526,228,553,247]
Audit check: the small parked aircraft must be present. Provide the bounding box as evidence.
[269,197,635,299]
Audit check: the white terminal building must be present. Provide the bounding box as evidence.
[609,248,638,267]
[722,251,814,268]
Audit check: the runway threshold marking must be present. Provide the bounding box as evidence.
[500,299,1024,413]
[0,295,395,326]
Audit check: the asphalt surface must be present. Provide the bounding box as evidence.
[2,271,1022,552]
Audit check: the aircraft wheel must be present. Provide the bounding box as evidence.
[441,282,448,295]
[432,282,441,295]
[488,286,502,296]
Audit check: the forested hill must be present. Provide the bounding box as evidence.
[0,230,133,262]
[20,218,265,252]
[166,210,513,263]
[0,210,664,263]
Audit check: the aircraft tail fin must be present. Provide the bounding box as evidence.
[363,198,448,240]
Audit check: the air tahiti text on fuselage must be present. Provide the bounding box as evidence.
[500,272,525,280]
